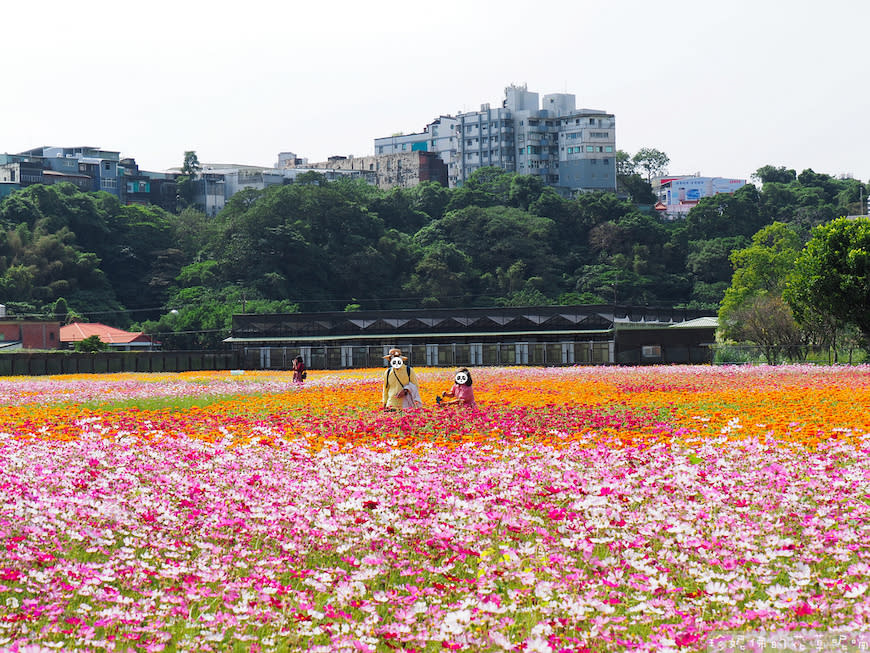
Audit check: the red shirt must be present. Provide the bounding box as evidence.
[449,383,476,408]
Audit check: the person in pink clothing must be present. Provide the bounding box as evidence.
[436,368,477,409]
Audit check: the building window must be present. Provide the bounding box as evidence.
[603,158,610,165]
[605,146,613,153]
[586,146,594,152]
[515,342,529,365]
[642,345,662,358]
[589,118,596,125]
[591,159,598,165]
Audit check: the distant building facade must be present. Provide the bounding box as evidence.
[1,147,177,210]
[305,151,448,190]
[0,154,46,186]
[172,163,378,216]
[0,181,20,200]
[18,146,122,196]
[119,158,178,213]
[373,84,616,194]
[0,319,60,350]
[374,115,459,180]
[653,175,747,217]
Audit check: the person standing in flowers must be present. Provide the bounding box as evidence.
[382,347,422,410]
[292,355,306,383]
[436,367,477,409]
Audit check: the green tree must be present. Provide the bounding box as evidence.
[403,242,474,308]
[685,184,765,241]
[446,167,515,211]
[631,148,670,184]
[176,151,202,210]
[752,165,797,185]
[52,297,71,323]
[726,293,804,364]
[370,187,430,233]
[508,174,545,210]
[686,236,749,285]
[74,334,108,353]
[414,205,557,297]
[615,150,636,177]
[408,181,450,222]
[102,204,178,319]
[619,174,656,205]
[718,222,802,342]
[181,151,201,177]
[786,216,870,345]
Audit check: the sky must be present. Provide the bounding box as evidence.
[3,0,869,184]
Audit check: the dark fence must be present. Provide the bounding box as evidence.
[615,345,712,365]
[0,350,242,377]
[241,341,615,369]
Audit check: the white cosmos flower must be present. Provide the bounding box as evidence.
[489,631,512,649]
[789,562,812,586]
[774,590,801,608]
[705,581,729,595]
[747,599,774,611]
[440,609,472,637]
[525,637,553,653]
[845,583,868,598]
[765,583,789,598]
[534,581,554,601]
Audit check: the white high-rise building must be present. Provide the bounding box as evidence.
[374,84,616,194]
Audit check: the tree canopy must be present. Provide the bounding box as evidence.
[786,216,870,344]
[0,160,867,352]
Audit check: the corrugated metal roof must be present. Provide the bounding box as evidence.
[670,316,718,329]
[224,328,615,343]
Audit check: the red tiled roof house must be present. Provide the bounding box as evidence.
[60,322,159,351]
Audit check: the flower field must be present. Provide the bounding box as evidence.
[1,365,869,652]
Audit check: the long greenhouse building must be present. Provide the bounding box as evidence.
[224,304,717,369]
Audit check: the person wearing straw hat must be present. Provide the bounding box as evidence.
[382,347,421,410]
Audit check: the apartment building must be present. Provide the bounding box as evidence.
[374,115,459,181]
[374,84,617,194]
[1,147,177,209]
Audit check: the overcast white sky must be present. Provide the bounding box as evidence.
[3,0,868,183]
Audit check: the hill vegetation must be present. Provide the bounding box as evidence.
[0,163,866,351]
